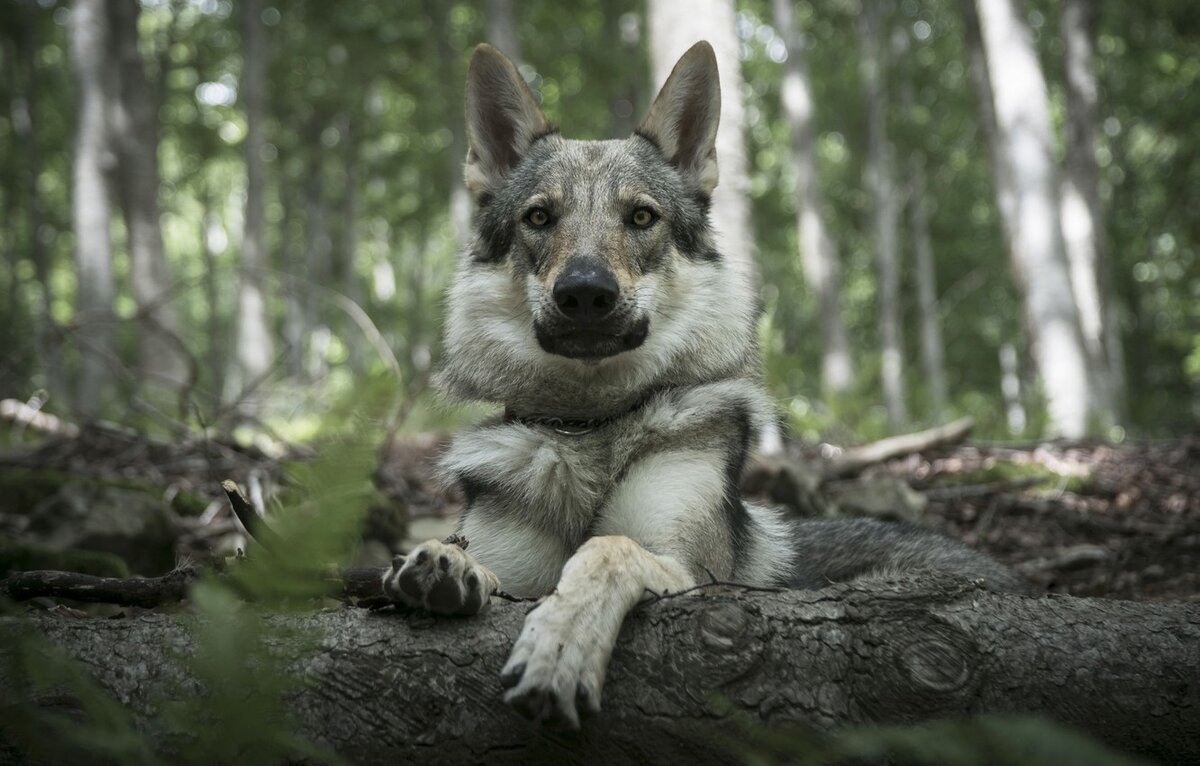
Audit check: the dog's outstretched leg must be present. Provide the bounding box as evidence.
[382,538,500,615]
[500,535,693,729]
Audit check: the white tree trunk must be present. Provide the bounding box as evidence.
[972,0,1091,438]
[1060,0,1120,427]
[69,0,117,420]
[909,153,949,422]
[772,0,855,396]
[232,0,275,404]
[861,4,907,431]
[486,0,521,64]
[647,0,756,283]
[108,0,189,395]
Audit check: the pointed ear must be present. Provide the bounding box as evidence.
[464,44,551,199]
[637,41,721,195]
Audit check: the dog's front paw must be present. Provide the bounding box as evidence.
[499,595,606,729]
[382,538,498,615]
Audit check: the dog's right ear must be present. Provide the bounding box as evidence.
[464,44,551,199]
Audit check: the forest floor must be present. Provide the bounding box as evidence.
[377,430,1200,602]
[3,412,1198,603]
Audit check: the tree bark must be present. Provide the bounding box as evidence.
[969,0,1092,438]
[4,581,1197,764]
[231,0,275,405]
[861,4,907,431]
[68,0,117,420]
[107,0,189,396]
[772,0,855,397]
[1060,0,1121,426]
[647,0,756,284]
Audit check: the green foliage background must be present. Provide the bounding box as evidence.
[0,0,1196,441]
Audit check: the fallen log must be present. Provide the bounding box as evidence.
[2,578,1197,764]
[826,417,975,479]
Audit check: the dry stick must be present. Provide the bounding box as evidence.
[220,479,285,554]
[0,567,200,608]
[826,416,975,479]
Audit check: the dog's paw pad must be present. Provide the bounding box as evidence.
[381,539,497,616]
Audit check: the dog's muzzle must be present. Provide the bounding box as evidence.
[535,259,649,359]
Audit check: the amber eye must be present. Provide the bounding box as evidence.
[526,208,552,227]
[631,208,656,228]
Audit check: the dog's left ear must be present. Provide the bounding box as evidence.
[464,44,551,199]
[637,41,721,195]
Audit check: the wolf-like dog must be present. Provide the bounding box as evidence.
[382,41,1024,728]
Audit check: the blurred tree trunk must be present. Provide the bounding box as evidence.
[969,0,1092,438]
[861,3,907,431]
[772,0,856,398]
[1060,0,1122,427]
[199,182,224,404]
[607,8,642,138]
[909,153,948,422]
[9,3,66,404]
[486,0,521,63]
[68,0,117,419]
[647,0,756,284]
[339,112,365,375]
[279,159,305,381]
[302,140,331,381]
[107,0,189,400]
[999,341,1027,435]
[232,0,275,405]
[428,0,471,250]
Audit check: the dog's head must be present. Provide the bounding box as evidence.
[438,41,759,416]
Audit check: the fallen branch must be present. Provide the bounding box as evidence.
[0,564,388,608]
[826,417,975,479]
[0,398,80,438]
[3,579,1196,764]
[0,567,200,608]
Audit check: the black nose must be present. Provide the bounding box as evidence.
[553,262,619,323]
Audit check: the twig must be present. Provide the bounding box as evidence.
[0,567,200,608]
[638,579,786,607]
[220,479,284,554]
[826,416,976,479]
[0,397,80,438]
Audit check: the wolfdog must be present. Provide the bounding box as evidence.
[383,41,1024,728]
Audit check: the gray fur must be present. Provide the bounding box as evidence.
[381,40,1030,728]
[433,42,1025,602]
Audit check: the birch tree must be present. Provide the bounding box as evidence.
[69,0,116,419]
[486,0,521,64]
[232,0,275,403]
[861,3,907,430]
[771,0,855,397]
[970,0,1092,438]
[1061,0,1122,425]
[646,0,756,283]
[108,0,189,395]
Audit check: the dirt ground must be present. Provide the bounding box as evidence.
[5,422,1198,603]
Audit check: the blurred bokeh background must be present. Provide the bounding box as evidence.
[1,0,1197,443]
